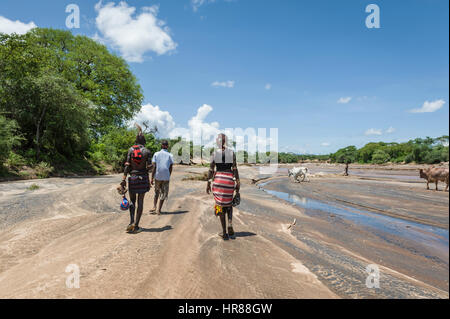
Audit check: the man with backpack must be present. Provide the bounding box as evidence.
[120,124,152,233]
[150,140,174,215]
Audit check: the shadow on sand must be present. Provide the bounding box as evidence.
[234,231,257,238]
[139,225,173,233]
[161,210,189,215]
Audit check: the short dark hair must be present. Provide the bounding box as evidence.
[161,140,169,146]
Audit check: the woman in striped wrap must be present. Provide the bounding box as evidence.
[206,134,240,240]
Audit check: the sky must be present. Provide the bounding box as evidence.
[0,0,448,154]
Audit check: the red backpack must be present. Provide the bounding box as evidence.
[131,145,144,165]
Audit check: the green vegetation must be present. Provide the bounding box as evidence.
[182,171,209,181]
[274,136,449,165]
[277,152,329,164]
[0,116,22,165]
[27,184,40,191]
[0,28,143,178]
[330,136,449,164]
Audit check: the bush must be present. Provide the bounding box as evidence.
[0,116,21,165]
[36,162,54,179]
[6,152,27,169]
[424,148,444,164]
[372,150,391,164]
[440,148,449,162]
[404,153,414,164]
[332,146,358,163]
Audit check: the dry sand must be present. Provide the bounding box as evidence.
[0,164,448,299]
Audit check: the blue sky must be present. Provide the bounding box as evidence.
[1,0,448,154]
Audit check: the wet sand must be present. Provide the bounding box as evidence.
[0,164,448,298]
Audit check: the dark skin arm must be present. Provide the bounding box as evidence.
[151,164,156,185]
[206,158,215,194]
[233,152,240,192]
[121,149,132,187]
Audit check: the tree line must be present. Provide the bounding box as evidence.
[276,136,449,164]
[330,137,449,164]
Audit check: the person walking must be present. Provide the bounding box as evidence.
[150,140,174,215]
[206,133,240,240]
[121,124,152,233]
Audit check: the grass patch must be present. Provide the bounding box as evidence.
[27,184,40,191]
[182,171,209,181]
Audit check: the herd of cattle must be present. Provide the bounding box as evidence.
[288,166,449,191]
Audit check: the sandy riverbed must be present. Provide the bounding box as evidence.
[0,164,448,298]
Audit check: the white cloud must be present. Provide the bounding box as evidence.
[132,103,220,144]
[184,104,221,143]
[337,97,352,104]
[321,142,331,147]
[94,1,177,63]
[132,103,277,151]
[279,145,309,154]
[134,104,176,137]
[211,80,235,88]
[385,126,396,134]
[192,0,224,12]
[409,99,446,113]
[0,16,36,35]
[265,83,272,90]
[191,0,235,12]
[365,128,382,136]
[192,0,209,12]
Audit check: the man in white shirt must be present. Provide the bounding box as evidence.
[150,140,174,215]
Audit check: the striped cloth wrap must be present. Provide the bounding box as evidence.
[212,171,235,207]
[128,173,150,194]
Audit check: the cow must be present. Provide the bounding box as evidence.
[288,167,310,183]
[419,167,449,191]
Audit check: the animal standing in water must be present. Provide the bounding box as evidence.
[288,167,310,183]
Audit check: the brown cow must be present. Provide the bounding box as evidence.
[419,167,449,191]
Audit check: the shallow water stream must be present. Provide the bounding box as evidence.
[258,180,449,258]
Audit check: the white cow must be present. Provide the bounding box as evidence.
[288,167,310,183]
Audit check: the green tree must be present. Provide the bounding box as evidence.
[278,152,299,163]
[0,116,22,165]
[0,28,143,139]
[371,149,391,164]
[331,146,358,163]
[0,28,144,167]
[30,75,91,159]
[90,127,158,171]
